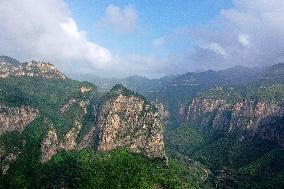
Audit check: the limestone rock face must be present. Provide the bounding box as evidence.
[0,60,66,79]
[59,98,76,113]
[186,97,283,145]
[152,99,169,121]
[59,121,82,151]
[78,127,96,150]
[256,106,284,147]
[97,94,166,160]
[1,148,21,175]
[40,89,167,162]
[41,129,59,163]
[41,121,83,162]
[0,106,39,135]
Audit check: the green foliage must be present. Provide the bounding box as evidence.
[3,148,209,189]
[98,84,156,113]
[0,131,23,154]
[166,124,284,188]
[1,117,48,188]
[0,76,98,136]
[200,83,284,104]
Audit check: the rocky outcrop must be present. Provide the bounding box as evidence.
[41,93,167,162]
[186,97,283,145]
[42,96,91,162]
[41,121,82,163]
[78,127,96,150]
[152,99,170,121]
[97,94,166,160]
[0,106,39,135]
[41,129,59,163]
[256,106,284,147]
[0,60,66,79]
[1,148,21,175]
[79,100,90,114]
[80,86,92,93]
[59,98,76,113]
[59,121,82,151]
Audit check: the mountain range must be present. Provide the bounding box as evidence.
[1,55,284,188]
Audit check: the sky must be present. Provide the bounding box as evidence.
[1,0,284,78]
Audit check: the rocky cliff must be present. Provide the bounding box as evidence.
[185,96,284,146]
[40,120,83,162]
[96,94,166,160]
[40,85,167,162]
[0,105,38,174]
[0,59,66,79]
[0,58,167,176]
[0,106,39,135]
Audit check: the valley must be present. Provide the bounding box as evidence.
[0,56,283,188]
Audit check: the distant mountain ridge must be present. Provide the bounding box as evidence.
[0,56,66,79]
[0,55,21,65]
[1,55,284,188]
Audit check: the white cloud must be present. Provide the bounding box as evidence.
[99,4,138,34]
[2,0,284,78]
[0,0,113,73]
[206,43,227,57]
[174,0,284,70]
[152,37,165,48]
[238,34,250,47]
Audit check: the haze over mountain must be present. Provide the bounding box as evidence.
[2,0,284,77]
[1,56,284,188]
[1,0,284,188]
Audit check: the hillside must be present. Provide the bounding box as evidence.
[1,56,284,188]
[164,66,284,188]
[78,62,284,188]
[0,56,209,188]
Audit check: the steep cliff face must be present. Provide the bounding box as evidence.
[0,57,167,166]
[41,128,59,163]
[40,85,167,162]
[186,97,283,145]
[0,105,39,174]
[41,97,89,162]
[257,106,284,147]
[41,95,167,162]
[1,148,20,175]
[0,60,65,79]
[41,121,83,162]
[0,106,39,135]
[97,94,166,160]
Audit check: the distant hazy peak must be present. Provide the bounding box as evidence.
[0,55,21,65]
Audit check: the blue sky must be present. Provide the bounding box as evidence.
[65,0,233,55]
[1,0,284,78]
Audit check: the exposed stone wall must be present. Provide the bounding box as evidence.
[41,129,59,163]
[1,148,21,175]
[0,61,66,79]
[41,94,167,162]
[41,121,82,163]
[186,97,283,145]
[97,94,166,160]
[0,106,39,135]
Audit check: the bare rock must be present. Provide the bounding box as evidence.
[0,60,66,79]
[97,94,166,160]
[0,106,39,135]
[40,129,59,163]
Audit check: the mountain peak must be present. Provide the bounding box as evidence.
[0,55,21,65]
[0,59,66,79]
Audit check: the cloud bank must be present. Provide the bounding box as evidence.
[179,0,284,71]
[0,0,113,73]
[1,0,284,78]
[98,4,138,34]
